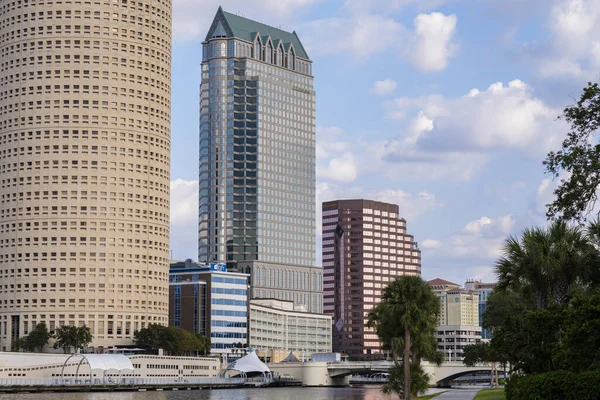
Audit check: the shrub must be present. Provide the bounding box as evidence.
[506,371,600,400]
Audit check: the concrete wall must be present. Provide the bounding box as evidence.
[268,362,349,386]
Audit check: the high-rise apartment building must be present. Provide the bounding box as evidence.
[199,8,322,312]
[322,199,422,359]
[0,0,172,350]
[429,278,481,361]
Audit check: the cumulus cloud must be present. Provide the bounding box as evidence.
[303,9,458,70]
[461,215,516,238]
[173,0,321,41]
[420,239,443,249]
[317,152,358,182]
[517,0,600,82]
[424,214,518,268]
[170,179,199,260]
[344,0,448,13]
[302,14,404,60]
[376,189,443,220]
[365,109,490,182]
[316,126,358,182]
[384,80,566,157]
[409,13,458,72]
[371,79,398,96]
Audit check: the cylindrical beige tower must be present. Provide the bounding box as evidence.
[0,0,171,350]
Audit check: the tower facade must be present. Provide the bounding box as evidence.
[200,8,321,312]
[0,0,172,350]
[322,199,422,359]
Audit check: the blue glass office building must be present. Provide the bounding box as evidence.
[169,260,249,353]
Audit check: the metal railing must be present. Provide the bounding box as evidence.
[327,361,394,369]
[0,377,245,387]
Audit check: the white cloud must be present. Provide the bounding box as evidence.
[424,214,517,265]
[365,110,490,182]
[317,126,358,182]
[170,179,198,260]
[317,152,358,182]
[523,0,600,82]
[384,80,566,157]
[302,15,404,60]
[303,10,458,69]
[409,13,458,72]
[344,0,447,13]
[377,189,443,220]
[421,239,443,249]
[173,0,321,41]
[461,215,516,238]
[371,79,398,96]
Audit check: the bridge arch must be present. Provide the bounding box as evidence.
[435,369,492,387]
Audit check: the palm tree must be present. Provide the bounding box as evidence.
[367,275,441,400]
[496,220,600,309]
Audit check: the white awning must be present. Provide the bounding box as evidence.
[225,351,270,373]
[83,354,134,372]
[62,353,135,378]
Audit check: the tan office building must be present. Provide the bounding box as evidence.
[0,0,172,350]
[428,278,481,361]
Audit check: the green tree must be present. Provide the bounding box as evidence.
[367,275,441,400]
[53,325,79,353]
[544,82,600,222]
[53,325,93,353]
[134,324,211,356]
[194,333,211,356]
[496,221,599,309]
[133,323,165,349]
[554,295,600,372]
[75,326,93,350]
[462,342,492,367]
[383,364,431,398]
[22,323,52,352]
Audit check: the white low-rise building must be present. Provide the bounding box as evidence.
[0,352,221,379]
[249,299,332,360]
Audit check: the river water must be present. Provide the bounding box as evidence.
[0,387,447,400]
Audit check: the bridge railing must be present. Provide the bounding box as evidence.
[327,361,394,369]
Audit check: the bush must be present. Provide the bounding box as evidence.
[506,371,600,400]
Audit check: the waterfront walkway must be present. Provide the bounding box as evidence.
[436,389,480,400]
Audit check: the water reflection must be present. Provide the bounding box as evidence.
[0,387,401,400]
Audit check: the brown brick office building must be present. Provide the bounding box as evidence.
[322,200,422,359]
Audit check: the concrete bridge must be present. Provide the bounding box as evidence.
[268,360,492,387]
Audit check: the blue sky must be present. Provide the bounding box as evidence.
[169,0,600,285]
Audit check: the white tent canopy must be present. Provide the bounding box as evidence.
[81,354,134,372]
[224,351,270,374]
[61,354,134,380]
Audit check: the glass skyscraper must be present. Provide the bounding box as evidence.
[199,8,322,312]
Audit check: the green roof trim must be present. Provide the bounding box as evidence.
[206,7,310,60]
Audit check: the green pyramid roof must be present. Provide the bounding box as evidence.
[207,7,310,60]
